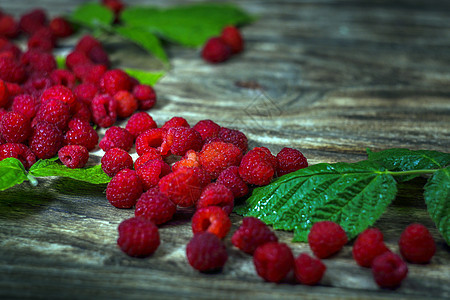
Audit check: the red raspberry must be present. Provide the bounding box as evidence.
[99,126,134,152]
[191,206,231,239]
[81,64,107,85]
[0,56,26,83]
[101,148,133,177]
[134,148,162,170]
[5,82,23,98]
[72,100,92,123]
[221,26,244,54]
[191,167,212,188]
[113,90,138,118]
[171,150,201,171]
[29,122,63,159]
[352,228,390,268]
[135,128,166,156]
[125,112,158,139]
[74,82,98,105]
[0,112,31,144]
[23,75,54,99]
[65,52,90,71]
[136,159,171,191]
[117,217,160,258]
[132,84,157,110]
[27,27,55,52]
[201,37,231,64]
[161,116,190,130]
[239,147,277,186]
[158,167,202,207]
[0,78,8,108]
[196,183,234,215]
[253,242,294,283]
[40,85,76,109]
[218,127,248,155]
[106,169,143,208]
[216,166,249,199]
[186,232,228,272]
[21,48,58,75]
[160,126,203,156]
[294,253,326,285]
[193,119,221,141]
[19,9,47,35]
[102,0,126,15]
[50,69,76,90]
[75,35,101,54]
[87,45,110,67]
[64,119,98,151]
[49,16,73,38]
[0,143,36,169]
[276,147,308,176]
[135,187,176,225]
[231,217,278,254]
[0,14,19,38]
[34,99,71,131]
[99,69,131,95]
[199,141,243,179]
[91,94,117,128]
[58,145,89,169]
[308,221,348,259]
[372,252,408,289]
[399,223,436,264]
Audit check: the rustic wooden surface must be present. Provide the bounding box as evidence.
[0,0,449,299]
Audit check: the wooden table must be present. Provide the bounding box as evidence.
[1,0,449,299]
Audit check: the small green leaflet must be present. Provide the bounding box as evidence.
[424,167,450,244]
[0,158,29,191]
[71,2,113,30]
[235,160,397,242]
[123,68,165,86]
[56,56,66,69]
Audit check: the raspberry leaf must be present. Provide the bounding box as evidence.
[0,158,29,191]
[367,148,450,182]
[71,2,114,29]
[123,69,164,86]
[424,167,450,245]
[235,160,397,242]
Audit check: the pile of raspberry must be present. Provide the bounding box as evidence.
[0,7,157,169]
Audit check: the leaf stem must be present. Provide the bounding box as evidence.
[27,174,38,187]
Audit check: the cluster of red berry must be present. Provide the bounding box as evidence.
[201,26,244,63]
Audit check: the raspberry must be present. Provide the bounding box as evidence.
[199,141,243,179]
[29,122,63,159]
[75,35,101,55]
[91,94,117,128]
[101,148,133,177]
[74,82,98,105]
[191,167,212,188]
[87,45,110,67]
[276,147,308,176]
[352,228,390,267]
[99,69,131,96]
[0,112,31,144]
[231,217,278,254]
[40,85,76,109]
[221,26,244,54]
[239,147,277,186]
[106,169,143,208]
[81,64,107,85]
[160,126,203,156]
[216,166,249,199]
[136,159,171,191]
[0,14,19,38]
[135,128,166,156]
[50,69,76,90]
[135,187,176,225]
[102,0,126,15]
[196,183,234,215]
[64,119,99,151]
[308,221,348,259]
[19,9,47,35]
[294,253,326,285]
[0,143,36,169]
[186,232,228,272]
[201,37,231,64]
[161,116,190,130]
[193,119,221,141]
[218,127,248,155]
[171,150,201,171]
[0,56,26,83]
[253,242,294,283]
[399,223,436,264]
[23,75,54,99]
[191,206,231,239]
[0,78,8,108]
[58,145,89,169]
[134,148,162,170]
[158,167,202,207]
[114,90,138,118]
[72,100,92,123]
[28,27,55,52]
[34,99,71,131]
[124,112,157,139]
[132,84,157,110]
[5,82,23,98]
[372,252,408,289]
[117,217,160,258]
[49,17,73,38]
[99,126,134,152]
[65,51,90,70]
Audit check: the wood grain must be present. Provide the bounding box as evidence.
[0,0,449,299]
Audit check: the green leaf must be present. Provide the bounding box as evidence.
[56,56,66,69]
[123,68,164,86]
[367,148,450,182]
[71,2,114,29]
[121,3,254,47]
[115,26,168,63]
[424,167,450,245]
[30,159,111,185]
[235,160,397,242]
[0,158,29,191]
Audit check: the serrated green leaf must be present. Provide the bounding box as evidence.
[121,3,254,47]
[367,148,450,182]
[235,160,397,242]
[424,167,450,245]
[123,68,164,86]
[115,26,168,63]
[30,159,111,184]
[0,158,29,191]
[71,2,114,29]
